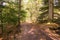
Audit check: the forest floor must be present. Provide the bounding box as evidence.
[17,22,60,40]
[0,22,60,40]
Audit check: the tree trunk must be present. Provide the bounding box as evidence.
[48,0,53,22]
[16,0,21,33]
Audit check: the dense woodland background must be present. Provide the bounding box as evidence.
[0,0,60,40]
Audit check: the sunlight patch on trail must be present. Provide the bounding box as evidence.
[28,28,35,34]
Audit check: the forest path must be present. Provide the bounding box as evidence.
[16,23,60,40]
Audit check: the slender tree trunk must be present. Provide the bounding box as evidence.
[17,0,21,33]
[48,0,53,22]
[13,0,22,40]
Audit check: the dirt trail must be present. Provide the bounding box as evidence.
[0,23,60,40]
[16,23,60,40]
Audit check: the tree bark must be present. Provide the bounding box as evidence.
[48,0,53,22]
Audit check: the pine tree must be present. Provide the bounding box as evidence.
[37,0,60,24]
